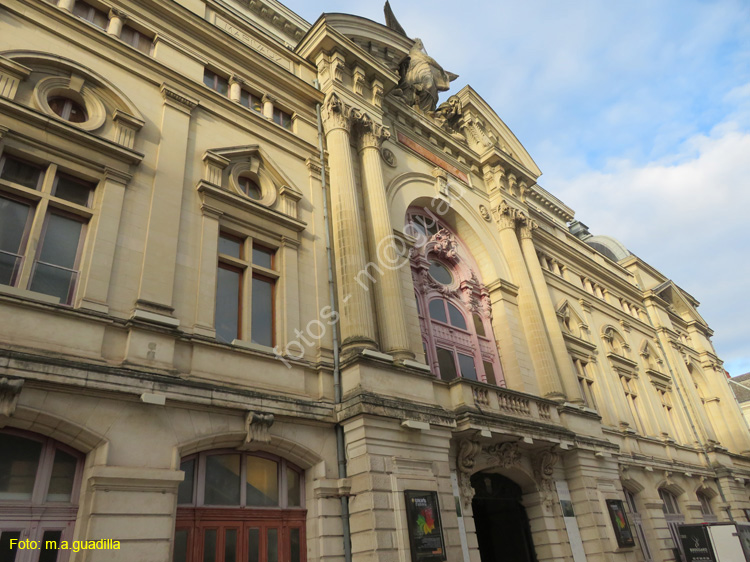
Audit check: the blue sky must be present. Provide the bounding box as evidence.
[284,0,750,376]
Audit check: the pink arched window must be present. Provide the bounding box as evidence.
[408,209,505,386]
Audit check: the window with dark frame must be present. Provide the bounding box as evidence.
[71,0,109,29]
[272,107,292,130]
[120,24,153,54]
[0,154,94,305]
[203,69,229,96]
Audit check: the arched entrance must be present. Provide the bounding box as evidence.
[471,472,537,562]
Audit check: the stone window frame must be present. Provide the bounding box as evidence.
[33,75,107,133]
[0,428,84,562]
[408,209,504,386]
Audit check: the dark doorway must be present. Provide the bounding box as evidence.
[471,472,538,562]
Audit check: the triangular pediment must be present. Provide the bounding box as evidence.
[654,281,707,327]
[456,86,542,178]
[210,145,303,198]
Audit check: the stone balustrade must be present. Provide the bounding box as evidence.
[448,379,560,424]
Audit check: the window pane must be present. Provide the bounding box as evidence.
[173,529,189,562]
[436,348,457,381]
[428,261,452,285]
[178,459,195,504]
[203,529,217,562]
[224,529,237,562]
[0,197,31,285]
[39,530,62,562]
[290,528,301,562]
[53,174,93,206]
[29,263,77,303]
[287,467,301,507]
[473,314,486,337]
[218,235,242,258]
[204,454,241,505]
[215,266,241,344]
[428,300,447,323]
[247,529,259,562]
[483,361,496,385]
[203,69,216,89]
[267,529,278,562]
[252,246,273,269]
[239,177,262,200]
[0,531,21,562]
[37,214,83,269]
[246,456,278,506]
[447,302,466,330]
[0,433,42,500]
[457,353,477,381]
[251,276,274,347]
[46,449,77,502]
[0,156,42,189]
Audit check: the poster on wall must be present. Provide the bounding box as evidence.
[606,499,636,548]
[404,490,447,562]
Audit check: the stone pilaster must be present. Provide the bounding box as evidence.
[493,201,564,400]
[133,84,197,325]
[354,113,413,360]
[518,218,583,404]
[321,93,377,352]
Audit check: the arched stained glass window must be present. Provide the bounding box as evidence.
[408,209,504,386]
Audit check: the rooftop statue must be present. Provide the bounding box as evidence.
[392,38,459,112]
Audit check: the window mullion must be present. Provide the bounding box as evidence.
[243,239,253,342]
[17,197,50,289]
[241,454,247,507]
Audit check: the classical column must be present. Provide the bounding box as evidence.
[518,218,583,404]
[493,202,564,400]
[107,9,126,36]
[321,93,377,352]
[134,84,197,325]
[354,114,413,360]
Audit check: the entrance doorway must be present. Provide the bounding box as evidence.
[471,472,538,562]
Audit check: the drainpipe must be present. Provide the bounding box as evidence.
[643,304,734,522]
[315,80,353,562]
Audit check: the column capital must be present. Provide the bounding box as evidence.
[229,74,245,87]
[518,215,538,240]
[321,93,356,134]
[354,112,390,151]
[109,7,127,20]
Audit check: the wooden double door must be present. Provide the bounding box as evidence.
[174,508,305,562]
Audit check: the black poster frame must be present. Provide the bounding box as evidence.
[404,490,447,562]
[606,498,636,548]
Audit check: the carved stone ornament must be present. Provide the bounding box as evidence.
[431,229,459,263]
[391,38,459,112]
[456,439,524,508]
[534,449,559,510]
[381,147,397,167]
[479,204,492,222]
[0,377,23,418]
[354,112,391,150]
[242,411,274,445]
[431,94,464,137]
[321,93,356,133]
[486,442,522,468]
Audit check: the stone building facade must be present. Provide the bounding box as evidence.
[1,1,749,562]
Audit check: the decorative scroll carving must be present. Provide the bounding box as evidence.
[371,78,384,108]
[243,411,274,445]
[353,65,366,96]
[486,442,521,468]
[457,439,482,508]
[321,93,356,134]
[0,377,23,418]
[518,217,538,240]
[354,112,390,150]
[534,449,559,510]
[479,204,492,222]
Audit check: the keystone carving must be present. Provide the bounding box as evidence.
[243,411,274,445]
[486,442,522,468]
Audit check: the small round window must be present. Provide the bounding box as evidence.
[238,176,262,200]
[429,261,453,285]
[48,96,87,123]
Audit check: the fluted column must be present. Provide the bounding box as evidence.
[518,218,583,404]
[493,202,564,400]
[321,94,377,352]
[354,114,413,360]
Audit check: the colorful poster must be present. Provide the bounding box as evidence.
[404,490,447,562]
[606,499,636,548]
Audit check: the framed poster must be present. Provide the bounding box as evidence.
[606,499,636,548]
[404,490,447,562]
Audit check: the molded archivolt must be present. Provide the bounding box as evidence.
[387,171,511,283]
[2,51,145,148]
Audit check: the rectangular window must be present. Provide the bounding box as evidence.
[120,24,153,54]
[0,158,94,304]
[215,234,277,347]
[272,107,292,129]
[203,69,229,96]
[72,0,109,29]
[241,90,263,113]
